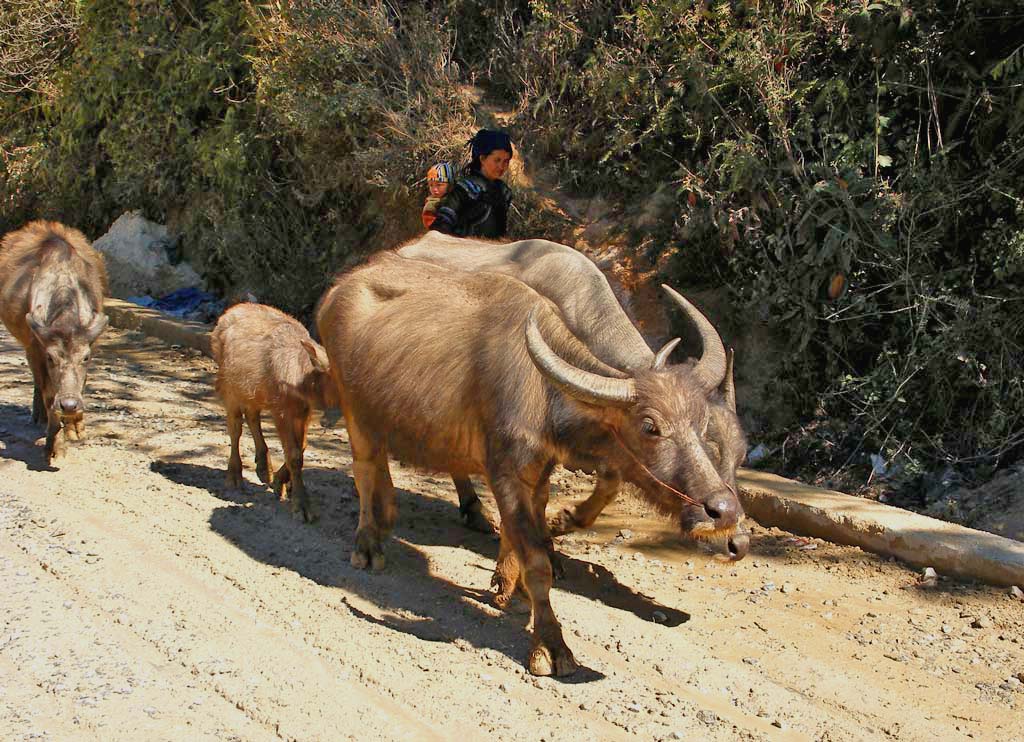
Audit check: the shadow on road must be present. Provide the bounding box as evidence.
[150,455,697,678]
[0,402,59,472]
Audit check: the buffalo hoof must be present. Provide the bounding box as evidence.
[492,588,530,614]
[528,641,578,677]
[291,492,320,524]
[255,460,273,486]
[548,508,580,537]
[272,463,292,496]
[491,571,530,613]
[350,548,386,572]
[726,531,750,561]
[462,508,496,535]
[63,421,80,441]
[45,436,65,463]
[351,529,386,571]
[225,467,243,491]
[549,550,566,580]
[492,578,516,611]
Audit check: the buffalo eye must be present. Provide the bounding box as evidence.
[82,351,91,363]
[640,417,660,437]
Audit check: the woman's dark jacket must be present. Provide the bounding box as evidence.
[430,173,512,238]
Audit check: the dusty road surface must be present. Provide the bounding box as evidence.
[1,324,1023,742]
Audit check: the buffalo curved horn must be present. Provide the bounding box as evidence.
[721,348,736,412]
[660,285,727,390]
[652,337,681,370]
[525,308,636,407]
[85,312,109,343]
[25,312,53,343]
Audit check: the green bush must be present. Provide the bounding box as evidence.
[487,0,1024,486]
[3,0,1023,493]
[1,0,476,316]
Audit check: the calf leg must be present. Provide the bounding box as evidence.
[244,409,273,485]
[274,409,318,523]
[549,468,622,536]
[270,418,291,497]
[224,405,244,489]
[453,476,495,534]
[489,460,577,677]
[346,411,396,571]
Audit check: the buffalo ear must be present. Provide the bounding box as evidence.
[85,312,108,343]
[25,312,53,344]
[301,339,330,373]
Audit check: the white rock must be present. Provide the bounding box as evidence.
[93,211,202,298]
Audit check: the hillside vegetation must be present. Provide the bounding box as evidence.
[2,0,1023,502]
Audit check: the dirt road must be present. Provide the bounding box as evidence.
[1,325,1022,742]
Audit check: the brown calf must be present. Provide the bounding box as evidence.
[211,303,339,521]
[0,221,108,463]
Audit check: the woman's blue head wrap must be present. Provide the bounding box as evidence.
[469,129,514,160]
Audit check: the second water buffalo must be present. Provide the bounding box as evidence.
[399,233,748,553]
[211,303,340,522]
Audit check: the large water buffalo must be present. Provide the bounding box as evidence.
[0,221,108,463]
[317,252,747,676]
[398,232,748,548]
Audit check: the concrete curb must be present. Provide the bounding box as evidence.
[739,470,1024,587]
[105,297,212,356]
[101,298,1024,588]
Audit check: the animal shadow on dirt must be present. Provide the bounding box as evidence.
[0,402,60,472]
[401,492,692,628]
[151,459,697,678]
[151,460,689,623]
[151,458,602,678]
